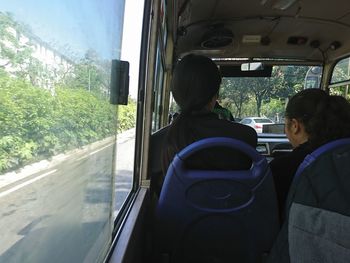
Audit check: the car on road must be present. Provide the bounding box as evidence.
[240,117,274,133]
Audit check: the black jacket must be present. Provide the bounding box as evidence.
[149,111,257,197]
[269,142,312,219]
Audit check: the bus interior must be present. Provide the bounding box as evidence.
[116,0,350,262]
[1,0,350,262]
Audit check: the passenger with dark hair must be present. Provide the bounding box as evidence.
[270,88,350,218]
[154,54,257,196]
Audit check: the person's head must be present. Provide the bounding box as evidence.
[284,88,350,148]
[171,54,221,113]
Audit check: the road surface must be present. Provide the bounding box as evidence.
[0,130,135,262]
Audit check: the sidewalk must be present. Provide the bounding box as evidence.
[0,128,135,190]
[117,127,136,144]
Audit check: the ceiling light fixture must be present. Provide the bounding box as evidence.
[272,0,298,10]
[201,26,234,49]
[329,41,341,50]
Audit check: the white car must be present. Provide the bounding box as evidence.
[240,117,274,133]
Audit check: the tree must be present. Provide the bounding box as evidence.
[281,65,309,95]
[65,49,109,97]
[249,67,286,116]
[331,62,349,84]
[117,97,137,132]
[0,12,42,82]
[220,67,290,117]
[220,78,250,118]
[329,65,350,100]
[261,99,285,121]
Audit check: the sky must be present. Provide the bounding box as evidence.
[0,0,125,60]
[120,0,144,98]
[0,0,143,98]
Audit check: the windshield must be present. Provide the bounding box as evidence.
[219,65,322,134]
[255,118,273,123]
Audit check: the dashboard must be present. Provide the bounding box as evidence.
[257,133,292,161]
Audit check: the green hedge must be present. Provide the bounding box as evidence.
[117,100,137,133]
[0,74,136,173]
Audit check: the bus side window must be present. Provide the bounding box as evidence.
[329,57,350,100]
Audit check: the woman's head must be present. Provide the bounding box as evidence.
[171,54,221,112]
[285,88,350,148]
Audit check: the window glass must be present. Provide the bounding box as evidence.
[255,118,274,123]
[116,0,144,216]
[304,66,322,89]
[168,94,180,124]
[0,0,126,262]
[152,41,164,131]
[221,65,322,133]
[329,85,350,101]
[331,57,350,84]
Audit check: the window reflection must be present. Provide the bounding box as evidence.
[331,57,350,84]
[0,0,125,262]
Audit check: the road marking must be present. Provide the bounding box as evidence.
[0,169,57,198]
[77,142,115,161]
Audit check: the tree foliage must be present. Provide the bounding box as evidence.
[0,67,137,174]
[117,98,137,133]
[220,65,309,118]
[0,13,138,173]
[65,49,109,96]
[0,12,41,82]
[0,72,129,173]
[220,78,250,118]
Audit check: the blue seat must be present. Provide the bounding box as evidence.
[293,137,350,181]
[155,137,280,263]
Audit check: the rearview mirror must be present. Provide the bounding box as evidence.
[220,64,272,77]
[110,60,129,105]
[241,62,264,71]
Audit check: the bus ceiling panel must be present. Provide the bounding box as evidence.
[176,0,350,27]
[173,0,350,62]
[175,24,350,62]
[339,13,350,26]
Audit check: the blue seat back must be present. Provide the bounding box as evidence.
[155,137,279,263]
[271,138,350,263]
[294,138,350,181]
